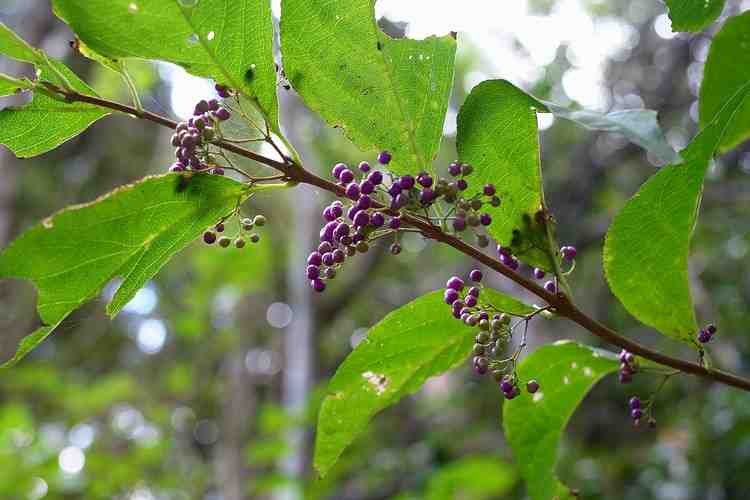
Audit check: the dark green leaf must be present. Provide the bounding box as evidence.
[0,22,109,157]
[0,174,249,367]
[665,0,725,32]
[503,341,618,500]
[52,0,278,129]
[280,0,456,174]
[699,10,750,153]
[314,291,473,477]
[604,81,750,342]
[456,79,555,270]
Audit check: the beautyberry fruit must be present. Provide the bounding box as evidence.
[468,269,483,282]
[527,380,540,393]
[377,151,392,164]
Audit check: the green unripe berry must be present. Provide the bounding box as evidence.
[470,199,483,211]
[499,313,511,325]
[235,238,246,249]
[479,319,490,331]
[218,236,231,248]
[356,241,369,253]
[249,233,260,243]
[467,214,480,227]
[476,234,490,248]
[253,215,267,227]
[472,343,485,356]
[490,196,501,207]
[476,332,490,344]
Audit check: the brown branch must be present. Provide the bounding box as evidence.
[50,87,750,392]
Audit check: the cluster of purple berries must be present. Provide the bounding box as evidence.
[169,88,232,174]
[203,214,265,249]
[697,323,717,344]
[618,349,638,384]
[443,270,538,399]
[628,396,643,424]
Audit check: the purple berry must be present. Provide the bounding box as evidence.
[399,175,415,190]
[544,281,556,293]
[417,172,434,188]
[169,162,186,172]
[631,408,643,420]
[527,380,540,393]
[533,268,545,279]
[561,246,577,261]
[500,380,513,393]
[311,278,326,292]
[390,242,402,255]
[332,163,347,179]
[333,223,350,241]
[323,207,335,222]
[467,287,480,298]
[339,169,355,185]
[483,184,496,196]
[706,324,717,335]
[331,204,344,218]
[318,242,333,254]
[497,245,511,257]
[308,252,323,266]
[215,107,231,121]
[698,329,711,343]
[207,99,220,111]
[393,193,407,210]
[448,162,461,176]
[446,276,465,291]
[619,372,632,384]
[353,211,370,227]
[420,188,435,204]
[377,151,392,164]
[194,100,209,115]
[371,212,385,227]
[444,288,459,305]
[468,269,483,282]
[347,205,360,221]
[389,217,401,230]
[203,231,217,244]
[452,217,466,232]
[322,252,335,266]
[358,161,371,173]
[345,183,361,200]
[215,84,230,98]
[357,195,372,210]
[456,179,468,191]
[360,180,375,195]
[465,295,478,308]
[629,396,641,409]
[333,249,346,263]
[306,265,320,279]
[479,213,492,226]
[388,183,402,198]
[451,301,464,318]
[367,170,383,185]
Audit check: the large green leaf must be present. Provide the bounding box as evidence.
[0,174,249,367]
[425,456,516,500]
[503,342,618,500]
[0,23,109,157]
[700,11,750,153]
[314,289,531,477]
[280,0,456,174]
[665,0,725,32]
[52,0,278,129]
[456,79,555,270]
[604,82,750,342]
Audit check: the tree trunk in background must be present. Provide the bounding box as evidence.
[215,353,255,500]
[276,95,319,500]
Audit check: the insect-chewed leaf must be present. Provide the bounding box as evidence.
[280,0,456,175]
[503,341,618,500]
[0,174,249,367]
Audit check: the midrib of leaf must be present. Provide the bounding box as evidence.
[375,33,423,171]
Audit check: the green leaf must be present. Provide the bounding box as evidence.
[314,291,474,477]
[665,0,725,32]
[604,81,750,342]
[280,0,456,174]
[425,456,516,500]
[456,79,555,270]
[699,10,750,153]
[503,341,618,500]
[0,22,109,157]
[0,174,248,367]
[52,0,278,129]
[540,102,679,164]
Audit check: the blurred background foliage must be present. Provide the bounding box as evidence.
[0,0,749,499]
